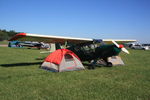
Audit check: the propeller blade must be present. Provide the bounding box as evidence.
[112,40,119,47]
[121,47,130,54]
[112,40,130,54]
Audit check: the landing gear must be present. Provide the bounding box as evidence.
[88,58,113,69]
[106,62,113,67]
[88,60,96,69]
[103,58,113,67]
[88,65,95,69]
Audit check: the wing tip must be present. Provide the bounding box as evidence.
[9,33,27,41]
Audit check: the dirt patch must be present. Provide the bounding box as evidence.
[0,45,7,47]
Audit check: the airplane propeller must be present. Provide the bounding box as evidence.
[112,40,130,54]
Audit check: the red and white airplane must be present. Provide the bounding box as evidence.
[9,33,136,67]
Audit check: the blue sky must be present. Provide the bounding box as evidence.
[0,0,150,43]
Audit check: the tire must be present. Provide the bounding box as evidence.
[88,65,95,70]
[142,48,146,50]
[107,62,113,67]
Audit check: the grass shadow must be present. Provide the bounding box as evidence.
[0,62,42,67]
[82,62,104,70]
[35,57,45,60]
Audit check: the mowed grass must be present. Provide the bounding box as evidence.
[0,41,8,45]
[0,47,150,100]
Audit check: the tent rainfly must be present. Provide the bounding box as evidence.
[41,49,85,72]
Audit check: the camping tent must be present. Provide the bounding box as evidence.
[41,49,85,72]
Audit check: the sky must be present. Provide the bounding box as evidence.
[0,0,150,43]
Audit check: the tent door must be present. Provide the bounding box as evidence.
[64,54,76,68]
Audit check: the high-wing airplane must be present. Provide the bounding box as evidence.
[9,33,136,67]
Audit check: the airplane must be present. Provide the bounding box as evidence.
[9,33,136,68]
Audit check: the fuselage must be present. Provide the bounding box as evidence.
[67,44,122,61]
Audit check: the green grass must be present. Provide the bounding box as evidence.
[0,47,150,100]
[0,41,8,45]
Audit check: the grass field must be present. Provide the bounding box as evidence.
[0,41,8,45]
[0,47,150,100]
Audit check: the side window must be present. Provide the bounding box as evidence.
[135,45,141,46]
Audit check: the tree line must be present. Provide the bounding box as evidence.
[0,29,20,41]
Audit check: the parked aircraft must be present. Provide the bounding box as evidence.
[129,43,150,50]
[9,33,136,67]
[19,41,50,49]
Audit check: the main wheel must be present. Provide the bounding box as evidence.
[107,62,113,67]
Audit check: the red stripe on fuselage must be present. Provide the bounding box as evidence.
[9,33,26,41]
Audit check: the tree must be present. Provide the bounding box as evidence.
[0,31,8,41]
[0,29,18,41]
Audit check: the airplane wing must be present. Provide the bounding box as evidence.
[9,33,92,44]
[9,33,136,44]
[103,39,136,44]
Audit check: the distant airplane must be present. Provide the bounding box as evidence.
[9,33,136,67]
[19,41,50,49]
